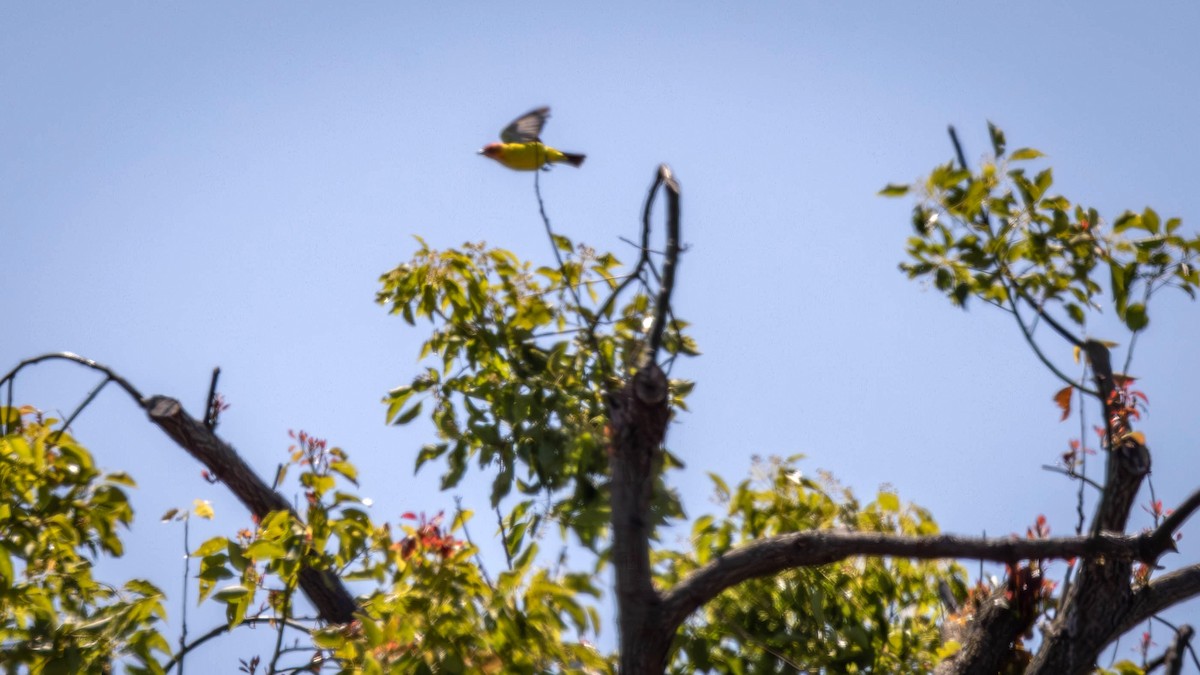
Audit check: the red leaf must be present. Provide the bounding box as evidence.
[1053,386,1073,421]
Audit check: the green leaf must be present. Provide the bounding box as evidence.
[106,471,137,487]
[193,536,230,557]
[877,492,900,513]
[393,401,423,426]
[313,627,347,649]
[987,122,1006,157]
[213,584,252,602]
[0,549,12,590]
[708,472,731,502]
[329,460,359,485]
[1125,303,1149,331]
[1143,207,1161,234]
[244,540,287,561]
[552,234,573,253]
[879,184,910,197]
[1009,147,1044,161]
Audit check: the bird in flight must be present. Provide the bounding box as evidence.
[478,107,586,171]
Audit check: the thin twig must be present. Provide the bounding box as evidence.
[268,587,291,674]
[455,496,492,587]
[1077,374,1090,535]
[1005,288,1100,396]
[48,375,112,448]
[177,515,190,675]
[1040,465,1103,492]
[533,169,582,313]
[496,506,514,570]
[533,169,607,374]
[592,168,666,341]
[162,617,313,672]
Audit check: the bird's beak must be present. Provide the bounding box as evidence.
[476,148,485,155]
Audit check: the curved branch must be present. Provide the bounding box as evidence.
[162,617,313,672]
[1123,566,1200,637]
[662,529,1156,633]
[1004,286,1099,396]
[2,351,146,403]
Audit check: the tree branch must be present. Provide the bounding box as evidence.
[646,164,680,362]
[592,168,664,331]
[661,529,1158,632]
[145,396,359,624]
[2,351,146,405]
[1147,625,1195,675]
[162,617,312,673]
[1143,487,1200,566]
[1123,566,1200,635]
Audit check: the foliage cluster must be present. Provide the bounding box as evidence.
[0,407,168,674]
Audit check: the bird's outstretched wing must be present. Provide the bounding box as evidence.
[500,107,549,143]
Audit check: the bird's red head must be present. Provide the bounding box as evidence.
[478,143,504,158]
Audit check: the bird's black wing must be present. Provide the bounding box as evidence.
[500,107,550,143]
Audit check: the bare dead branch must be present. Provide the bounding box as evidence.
[2,351,146,404]
[592,165,666,338]
[145,396,359,624]
[646,165,680,362]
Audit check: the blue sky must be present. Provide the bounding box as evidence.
[4,2,1200,669]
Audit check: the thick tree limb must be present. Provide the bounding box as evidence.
[1123,566,1200,636]
[933,587,1034,675]
[609,363,672,674]
[145,397,358,624]
[661,529,1160,632]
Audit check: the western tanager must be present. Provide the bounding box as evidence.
[478,107,586,171]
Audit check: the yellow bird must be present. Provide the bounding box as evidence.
[478,107,586,171]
